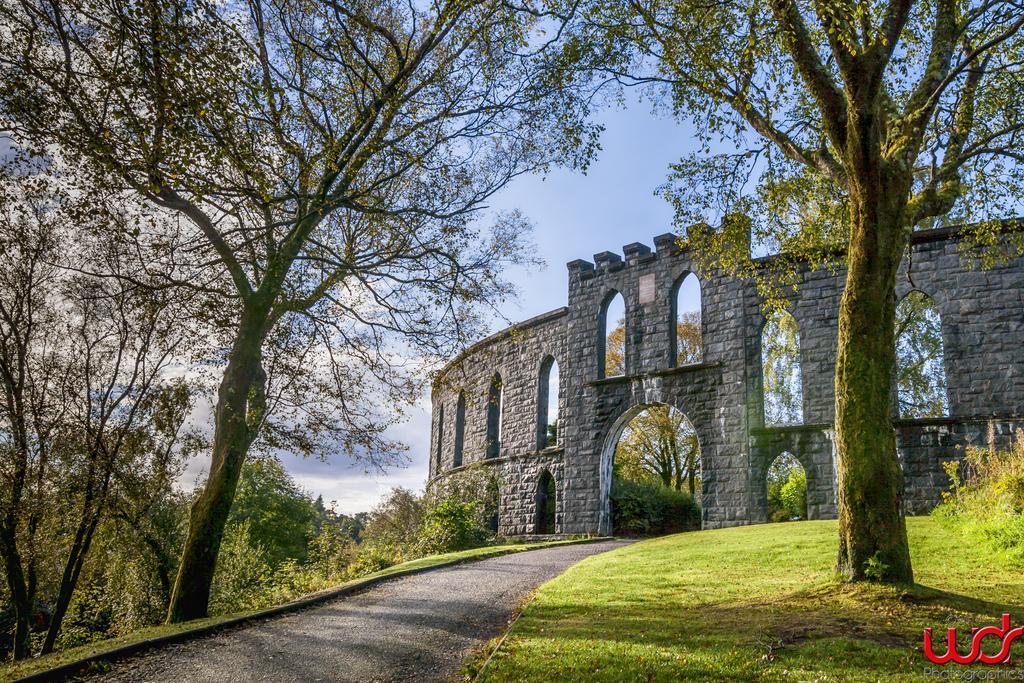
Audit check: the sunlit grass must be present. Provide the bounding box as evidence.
[476,517,1024,682]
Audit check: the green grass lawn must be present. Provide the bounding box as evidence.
[475,517,1024,682]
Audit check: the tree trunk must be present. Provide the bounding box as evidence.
[0,399,32,659]
[687,456,696,497]
[166,306,269,622]
[0,525,31,660]
[41,515,100,654]
[670,438,682,490]
[834,127,914,582]
[146,535,174,609]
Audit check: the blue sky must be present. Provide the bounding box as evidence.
[195,101,707,515]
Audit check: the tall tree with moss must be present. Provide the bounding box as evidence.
[0,0,595,620]
[554,0,1024,582]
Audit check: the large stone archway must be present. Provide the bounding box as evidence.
[597,399,707,535]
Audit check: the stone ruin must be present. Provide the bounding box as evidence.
[427,226,1024,535]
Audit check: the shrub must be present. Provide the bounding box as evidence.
[427,464,501,533]
[348,479,498,575]
[766,454,807,522]
[418,498,489,555]
[209,520,273,615]
[611,478,700,536]
[359,487,425,557]
[934,429,1024,564]
[348,543,399,576]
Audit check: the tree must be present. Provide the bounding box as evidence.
[0,171,67,660]
[310,496,364,543]
[762,311,804,425]
[546,419,560,448]
[359,488,426,559]
[227,458,317,567]
[0,0,594,620]
[40,241,189,654]
[555,0,1024,582]
[107,380,201,612]
[605,321,627,377]
[676,313,702,366]
[0,166,194,656]
[61,381,198,641]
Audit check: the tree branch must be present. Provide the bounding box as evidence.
[770,0,848,149]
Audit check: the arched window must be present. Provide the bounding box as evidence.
[535,469,556,534]
[896,290,949,418]
[599,291,626,379]
[766,452,807,522]
[435,404,444,473]
[537,356,560,449]
[762,310,804,425]
[486,373,503,459]
[453,392,466,467]
[672,273,702,366]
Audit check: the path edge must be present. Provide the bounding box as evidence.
[11,537,613,683]
[468,537,631,681]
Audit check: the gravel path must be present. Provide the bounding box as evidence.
[87,540,627,683]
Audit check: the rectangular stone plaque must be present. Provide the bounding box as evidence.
[639,274,656,304]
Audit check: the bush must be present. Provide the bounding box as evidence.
[350,477,497,572]
[347,543,398,577]
[210,520,360,614]
[306,521,357,584]
[418,498,489,555]
[934,429,1024,564]
[427,464,501,533]
[766,454,807,522]
[209,520,274,614]
[358,487,425,560]
[611,478,700,536]
[52,581,113,651]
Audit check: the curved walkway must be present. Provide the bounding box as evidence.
[91,540,627,682]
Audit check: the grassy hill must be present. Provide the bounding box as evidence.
[475,516,1024,681]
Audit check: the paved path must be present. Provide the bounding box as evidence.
[90,540,627,683]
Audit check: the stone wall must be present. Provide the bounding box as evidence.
[428,226,1024,536]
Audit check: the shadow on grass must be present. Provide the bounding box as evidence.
[483,581,1024,682]
[902,583,1024,619]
